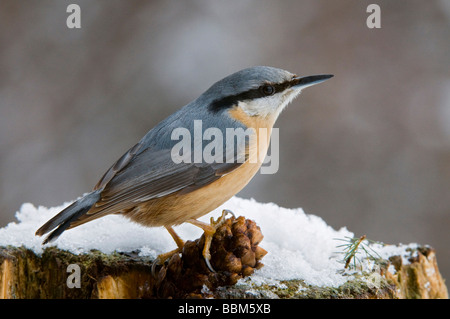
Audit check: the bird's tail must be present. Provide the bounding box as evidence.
[35,190,101,244]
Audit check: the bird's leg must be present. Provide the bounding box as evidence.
[187,209,235,272]
[151,226,185,277]
[166,225,185,249]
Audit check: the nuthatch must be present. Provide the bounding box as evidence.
[36,66,333,271]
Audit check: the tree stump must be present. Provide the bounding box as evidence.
[0,216,447,299]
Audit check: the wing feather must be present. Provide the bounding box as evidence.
[85,144,247,218]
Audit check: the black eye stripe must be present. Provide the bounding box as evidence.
[271,80,295,93]
[208,78,296,113]
[208,89,262,113]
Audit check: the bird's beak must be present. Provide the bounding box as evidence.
[291,74,334,90]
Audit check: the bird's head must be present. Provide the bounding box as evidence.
[202,66,333,122]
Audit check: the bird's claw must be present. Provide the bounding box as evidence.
[151,257,161,278]
[203,209,235,272]
[151,247,182,278]
[152,209,235,275]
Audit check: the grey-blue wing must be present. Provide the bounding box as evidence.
[85,142,245,218]
[85,103,251,220]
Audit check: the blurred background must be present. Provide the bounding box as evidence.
[1,0,449,281]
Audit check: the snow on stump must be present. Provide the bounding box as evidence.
[0,216,266,298]
[0,197,448,299]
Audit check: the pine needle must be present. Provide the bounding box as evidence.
[334,235,382,270]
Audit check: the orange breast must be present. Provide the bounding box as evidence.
[124,108,277,227]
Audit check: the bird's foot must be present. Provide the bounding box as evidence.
[151,247,182,277]
[152,210,235,276]
[151,225,185,277]
[188,209,235,272]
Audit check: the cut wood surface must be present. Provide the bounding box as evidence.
[0,216,447,299]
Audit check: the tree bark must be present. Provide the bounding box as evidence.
[0,217,447,299]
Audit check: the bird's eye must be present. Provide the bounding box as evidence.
[261,84,275,96]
